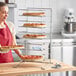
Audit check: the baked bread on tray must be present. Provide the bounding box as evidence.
[23,34,46,39]
[22,12,45,16]
[21,55,43,61]
[0,45,24,53]
[23,23,46,28]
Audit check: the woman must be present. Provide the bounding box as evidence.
[0,2,23,63]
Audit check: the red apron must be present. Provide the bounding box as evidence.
[0,22,14,63]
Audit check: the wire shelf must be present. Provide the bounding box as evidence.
[17,7,52,59]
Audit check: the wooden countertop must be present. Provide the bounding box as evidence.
[0,59,76,76]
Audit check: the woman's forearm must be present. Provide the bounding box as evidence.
[14,49,22,57]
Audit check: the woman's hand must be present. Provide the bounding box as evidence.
[0,44,1,47]
[0,48,9,53]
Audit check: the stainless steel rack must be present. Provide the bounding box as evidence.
[17,8,52,59]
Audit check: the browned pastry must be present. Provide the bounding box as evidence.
[1,45,24,50]
[21,55,43,61]
[23,12,45,16]
[23,34,46,39]
[23,23,46,27]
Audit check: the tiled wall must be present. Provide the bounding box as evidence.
[14,0,76,33]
